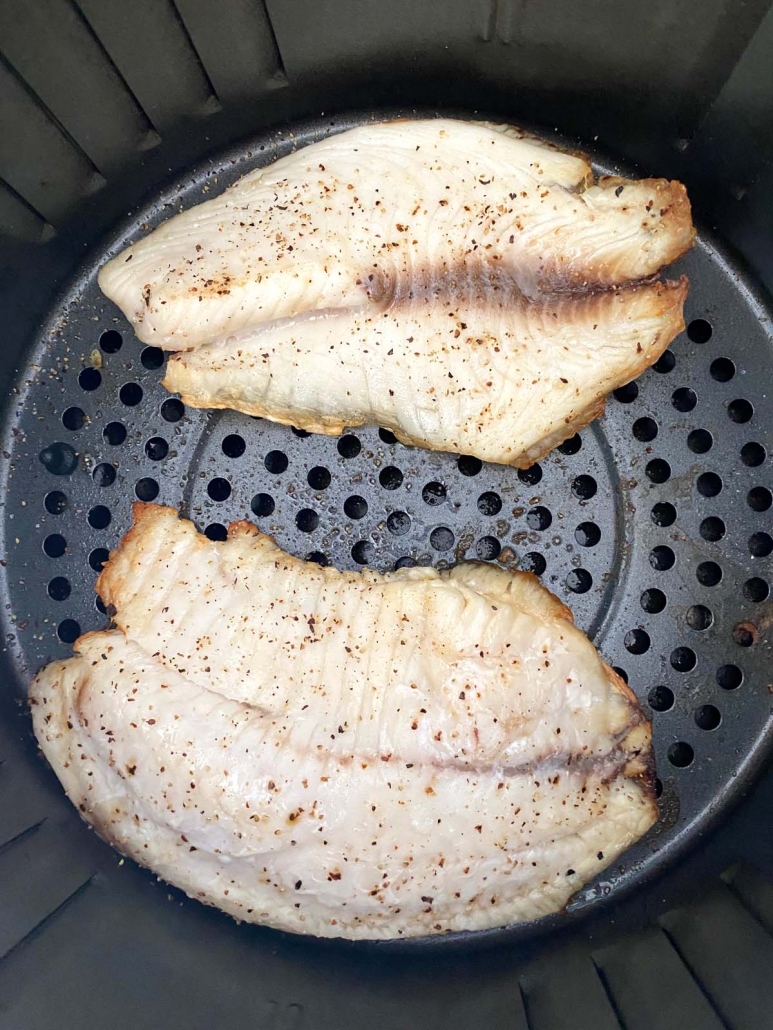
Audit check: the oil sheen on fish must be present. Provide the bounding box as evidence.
[98,118,694,467]
[30,504,657,940]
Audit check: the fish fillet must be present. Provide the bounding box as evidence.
[98,119,693,350]
[30,504,657,940]
[98,118,693,466]
[163,277,687,466]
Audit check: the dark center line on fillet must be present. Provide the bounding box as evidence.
[80,692,644,784]
[174,273,686,360]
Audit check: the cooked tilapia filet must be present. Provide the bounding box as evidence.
[31,504,657,940]
[98,118,693,466]
[163,277,687,466]
[99,119,693,350]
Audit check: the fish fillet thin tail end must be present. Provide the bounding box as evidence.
[598,174,696,255]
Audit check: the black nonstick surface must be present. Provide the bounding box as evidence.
[1,114,771,950]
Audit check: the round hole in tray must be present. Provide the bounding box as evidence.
[43,533,67,558]
[748,486,772,512]
[575,522,601,547]
[207,477,231,502]
[141,346,164,369]
[430,526,455,551]
[307,466,331,490]
[687,428,712,454]
[614,382,638,403]
[78,367,101,391]
[518,464,542,485]
[572,474,597,499]
[145,437,168,461]
[697,561,722,586]
[687,318,712,343]
[264,450,288,474]
[394,556,417,570]
[99,329,122,353]
[44,490,67,514]
[743,577,769,602]
[57,618,81,643]
[651,502,676,527]
[93,463,116,487]
[352,540,375,565]
[337,434,361,458]
[710,357,735,382]
[344,495,368,520]
[475,535,500,560]
[653,351,676,373]
[557,433,582,454]
[668,741,695,767]
[566,568,592,593]
[379,466,403,490]
[749,532,772,558]
[728,398,753,423]
[740,441,765,466]
[295,508,319,533]
[672,387,696,412]
[89,547,109,572]
[641,588,666,614]
[697,471,722,497]
[695,704,721,731]
[526,506,552,531]
[477,491,502,516]
[422,481,446,505]
[733,622,758,648]
[648,686,674,712]
[47,576,71,601]
[387,511,411,535]
[624,628,650,654]
[671,646,697,672]
[251,493,274,518]
[135,477,159,502]
[650,546,675,571]
[700,516,725,542]
[222,434,246,458]
[457,455,482,476]
[161,398,184,422]
[633,417,658,442]
[646,458,671,483]
[520,552,546,575]
[717,664,743,690]
[686,604,713,630]
[103,421,127,446]
[119,382,142,406]
[62,406,85,431]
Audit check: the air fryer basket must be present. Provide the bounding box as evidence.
[1,2,772,1028]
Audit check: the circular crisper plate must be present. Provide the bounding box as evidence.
[1,114,771,946]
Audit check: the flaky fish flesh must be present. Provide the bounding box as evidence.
[98,118,693,466]
[31,504,657,940]
[164,277,686,466]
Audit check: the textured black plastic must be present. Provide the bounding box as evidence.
[1,116,771,963]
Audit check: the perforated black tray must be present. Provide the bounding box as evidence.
[1,115,771,960]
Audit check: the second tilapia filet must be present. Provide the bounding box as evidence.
[31,504,657,940]
[99,118,694,465]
